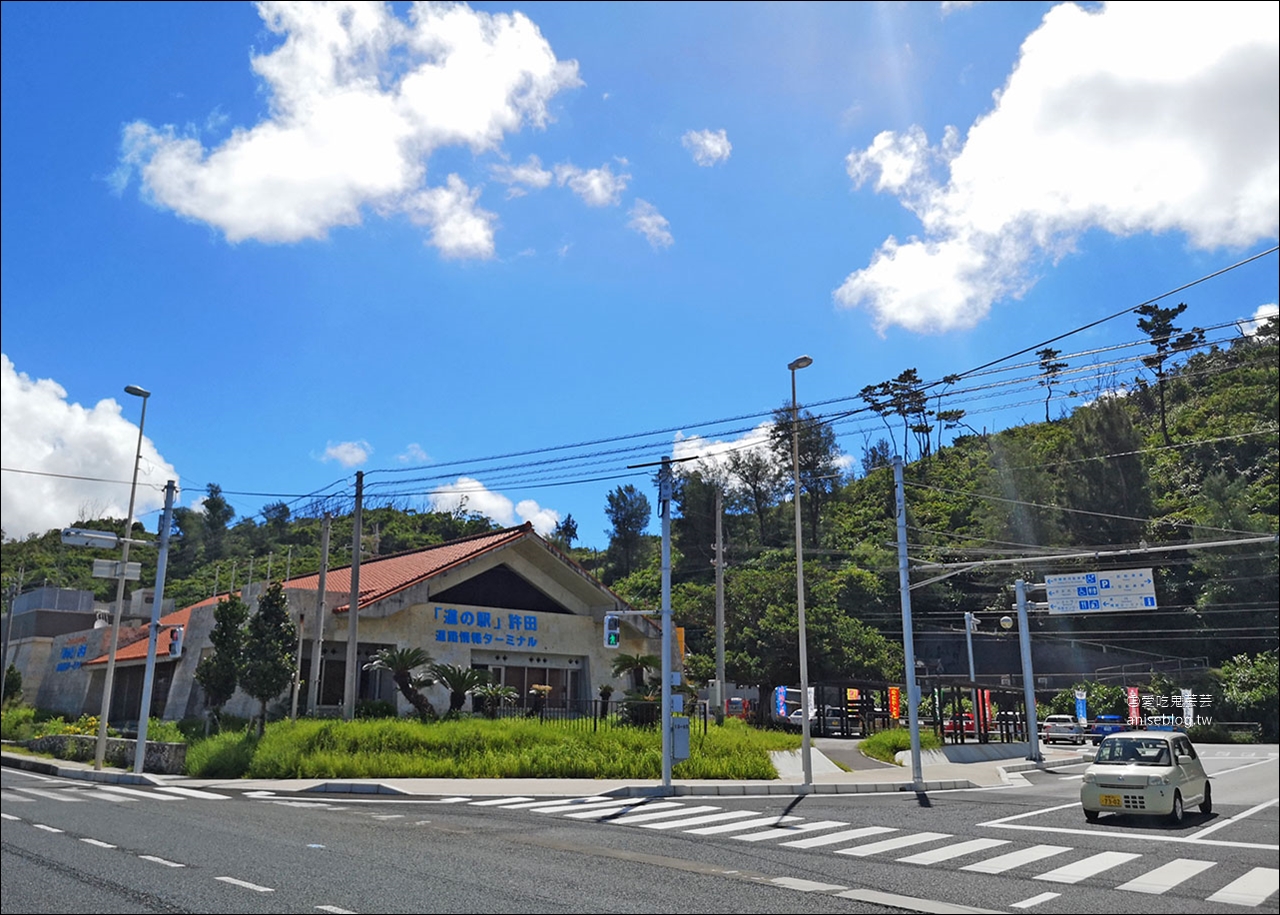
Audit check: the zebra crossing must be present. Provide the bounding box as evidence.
[5,784,1277,908]
[467,794,1280,908]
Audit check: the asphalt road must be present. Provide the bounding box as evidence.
[3,746,1276,914]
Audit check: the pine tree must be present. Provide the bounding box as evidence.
[194,595,248,727]
[239,582,297,733]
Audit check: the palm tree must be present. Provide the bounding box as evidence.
[471,682,519,719]
[429,663,491,713]
[611,653,660,692]
[363,647,436,722]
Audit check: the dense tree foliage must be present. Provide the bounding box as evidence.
[3,309,1275,692]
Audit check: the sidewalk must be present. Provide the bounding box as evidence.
[2,740,1089,799]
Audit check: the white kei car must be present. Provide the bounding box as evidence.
[1080,731,1211,825]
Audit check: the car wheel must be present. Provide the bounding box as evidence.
[1168,790,1184,825]
[1200,782,1212,815]
[1084,809,1099,823]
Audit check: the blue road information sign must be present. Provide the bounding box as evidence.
[1044,568,1157,614]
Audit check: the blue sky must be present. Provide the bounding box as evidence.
[2,1,1277,551]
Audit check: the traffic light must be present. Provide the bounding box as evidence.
[604,614,621,648]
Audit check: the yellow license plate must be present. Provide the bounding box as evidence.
[1099,794,1123,807]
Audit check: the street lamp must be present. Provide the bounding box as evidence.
[94,384,150,771]
[788,354,813,788]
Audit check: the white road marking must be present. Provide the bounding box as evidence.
[1189,798,1280,841]
[636,810,762,830]
[153,786,231,800]
[979,801,1080,826]
[1116,858,1216,894]
[97,785,178,801]
[538,799,681,816]
[15,788,86,803]
[685,815,802,835]
[837,888,1003,914]
[468,796,534,806]
[781,826,897,849]
[217,876,274,892]
[897,837,1010,865]
[836,832,952,857]
[1035,851,1141,883]
[771,877,848,892]
[499,796,612,809]
[962,845,1073,874]
[1,812,23,819]
[1010,891,1060,909]
[139,855,185,868]
[315,906,357,914]
[33,824,63,833]
[734,820,849,842]
[605,805,721,826]
[562,802,679,820]
[1206,867,1280,908]
[80,838,118,849]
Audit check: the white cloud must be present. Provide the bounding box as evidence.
[1239,302,1279,336]
[405,174,496,259]
[681,128,732,166]
[321,440,372,467]
[628,199,673,249]
[398,443,429,463]
[428,476,558,535]
[117,2,580,256]
[671,423,774,486]
[0,355,179,539]
[554,161,630,206]
[835,3,1280,334]
[490,154,553,199]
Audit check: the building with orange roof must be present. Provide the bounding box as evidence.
[16,523,661,725]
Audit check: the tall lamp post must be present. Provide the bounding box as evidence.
[94,384,150,771]
[789,354,814,788]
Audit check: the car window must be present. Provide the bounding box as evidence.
[1175,737,1197,759]
[1096,737,1172,765]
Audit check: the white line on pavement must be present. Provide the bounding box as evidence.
[1010,891,1060,909]
[139,855,184,868]
[1206,867,1280,908]
[1035,851,1141,884]
[1188,797,1279,841]
[217,876,275,893]
[1115,858,1215,894]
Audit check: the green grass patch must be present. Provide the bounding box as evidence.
[180,715,799,780]
[859,728,942,764]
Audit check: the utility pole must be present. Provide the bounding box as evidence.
[306,513,331,715]
[1015,579,1043,762]
[714,486,726,725]
[134,480,176,774]
[343,472,363,720]
[659,457,673,789]
[893,456,924,789]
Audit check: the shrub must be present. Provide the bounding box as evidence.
[1,706,37,741]
[859,727,942,764]
[184,729,258,778]
[355,699,398,720]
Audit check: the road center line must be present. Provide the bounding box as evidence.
[217,876,275,892]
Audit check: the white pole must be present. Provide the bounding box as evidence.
[95,386,149,771]
[789,356,813,789]
[1016,579,1043,761]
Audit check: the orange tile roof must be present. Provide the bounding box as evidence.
[288,524,533,613]
[87,523,545,666]
[85,605,193,666]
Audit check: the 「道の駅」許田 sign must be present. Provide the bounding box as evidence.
[1044,568,1156,614]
